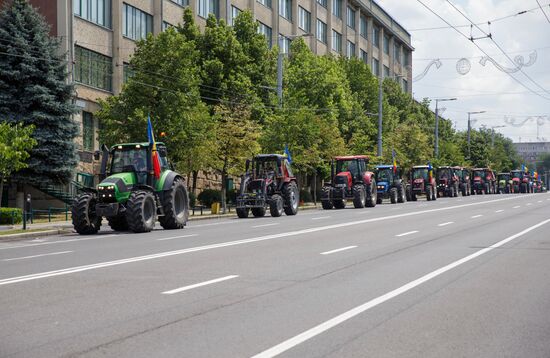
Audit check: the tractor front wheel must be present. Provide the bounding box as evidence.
[252,207,266,217]
[159,178,189,230]
[283,182,299,216]
[126,190,157,233]
[270,195,284,217]
[333,199,346,209]
[398,184,406,203]
[353,185,366,208]
[236,207,249,218]
[72,193,102,235]
[321,187,333,210]
[390,187,398,204]
[107,215,128,231]
[366,182,377,207]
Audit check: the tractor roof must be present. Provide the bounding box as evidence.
[511,169,523,172]
[497,172,510,175]
[335,155,369,161]
[376,165,395,169]
[254,154,287,160]
[412,165,429,169]
[437,166,454,169]
[472,167,490,170]
[111,142,165,149]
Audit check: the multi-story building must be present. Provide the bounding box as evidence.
[6,0,412,182]
[513,141,550,165]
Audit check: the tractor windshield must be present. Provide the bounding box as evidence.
[111,146,148,174]
[499,174,510,181]
[255,159,280,178]
[377,169,393,182]
[438,169,451,180]
[473,170,485,178]
[412,168,428,180]
[511,171,523,179]
[336,160,360,177]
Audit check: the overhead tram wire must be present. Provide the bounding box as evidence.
[445,0,550,97]
[414,0,550,102]
[535,0,550,23]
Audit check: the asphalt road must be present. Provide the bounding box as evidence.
[1,193,550,358]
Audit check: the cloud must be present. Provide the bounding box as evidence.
[377,0,550,142]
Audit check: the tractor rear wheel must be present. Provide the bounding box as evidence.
[390,187,398,204]
[432,186,437,201]
[333,199,346,209]
[411,192,417,201]
[72,193,102,235]
[398,184,406,203]
[252,207,266,217]
[366,182,377,207]
[126,190,157,233]
[107,215,128,231]
[427,187,432,201]
[283,182,299,216]
[270,195,284,217]
[353,185,366,208]
[321,187,333,210]
[236,207,249,218]
[159,178,189,230]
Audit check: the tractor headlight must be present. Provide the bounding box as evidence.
[108,185,115,190]
[98,186,104,190]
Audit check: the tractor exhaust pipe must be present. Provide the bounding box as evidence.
[98,144,109,181]
[330,160,335,184]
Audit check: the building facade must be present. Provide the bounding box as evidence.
[513,141,550,165]
[9,0,413,179]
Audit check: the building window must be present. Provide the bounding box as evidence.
[231,5,241,25]
[360,49,368,63]
[317,0,327,9]
[257,0,272,8]
[123,62,134,83]
[162,21,173,30]
[383,65,390,78]
[394,43,401,63]
[171,0,189,5]
[332,0,342,19]
[403,50,409,66]
[279,0,292,21]
[197,0,219,18]
[373,26,379,48]
[360,15,367,38]
[258,22,272,48]
[346,6,355,29]
[372,58,379,76]
[74,0,112,28]
[82,111,94,151]
[280,35,291,54]
[122,3,153,40]
[74,46,112,91]
[298,7,311,32]
[402,79,408,92]
[383,34,390,54]
[332,30,342,53]
[316,19,327,44]
[346,40,355,58]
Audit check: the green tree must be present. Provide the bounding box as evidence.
[0,0,78,185]
[0,122,37,205]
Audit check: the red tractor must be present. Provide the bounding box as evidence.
[236,154,299,218]
[408,165,437,201]
[471,168,497,194]
[436,166,460,198]
[321,155,377,209]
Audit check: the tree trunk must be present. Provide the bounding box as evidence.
[312,170,317,204]
[192,170,198,194]
[221,159,228,214]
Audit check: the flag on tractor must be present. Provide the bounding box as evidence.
[392,149,397,174]
[147,115,161,179]
[284,144,292,164]
[428,161,433,181]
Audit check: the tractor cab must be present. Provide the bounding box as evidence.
[245,154,293,194]
[436,166,459,197]
[511,170,528,193]
[375,165,406,204]
[332,156,368,189]
[497,172,512,194]
[409,165,436,201]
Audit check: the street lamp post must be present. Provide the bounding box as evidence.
[491,125,506,147]
[276,33,312,108]
[467,111,486,159]
[434,98,457,158]
[377,73,405,157]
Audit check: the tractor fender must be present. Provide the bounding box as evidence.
[362,171,375,185]
[161,171,182,191]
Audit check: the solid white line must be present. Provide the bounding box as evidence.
[0,234,118,251]
[0,194,534,286]
[312,216,331,220]
[526,203,532,206]
[3,251,73,262]
[252,223,279,228]
[471,215,483,219]
[157,234,198,241]
[538,200,543,203]
[190,221,239,228]
[513,205,521,209]
[251,218,550,358]
[162,275,238,294]
[396,231,418,237]
[320,246,357,255]
[437,222,454,227]
[495,210,504,213]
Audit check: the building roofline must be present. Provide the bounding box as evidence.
[366,0,414,50]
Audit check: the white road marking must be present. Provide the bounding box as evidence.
[320,246,357,255]
[396,231,418,237]
[437,222,454,227]
[0,234,118,251]
[190,221,239,228]
[162,275,238,295]
[312,216,331,220]
[157,234,198,241]
[538,200,543,203]
[252,223,279,228]
[0,194,535,286]
[471,215,483,219]
[513,205,521,209]
[495,210,504,213]
[3,251,73,262]
[251,218,550,358]
[526,203,532,206]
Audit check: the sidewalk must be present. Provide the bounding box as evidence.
[0,204,319,241]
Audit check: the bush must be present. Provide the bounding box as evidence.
[299,189,312,203]
[189,192,196,208]
[197,189,221,207]
[0,207,23,224]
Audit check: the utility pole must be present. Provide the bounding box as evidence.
[276,34,312,108]
[434,98,457,158]
[377,78,383,157]
[467,110,485,159]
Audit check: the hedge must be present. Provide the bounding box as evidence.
[0,208,23,225]
[197,189,221,207]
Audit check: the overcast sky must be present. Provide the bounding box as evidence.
[377,0,550,143]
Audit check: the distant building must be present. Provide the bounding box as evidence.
[513,141,550,164]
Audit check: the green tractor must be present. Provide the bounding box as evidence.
[71,142,189,234]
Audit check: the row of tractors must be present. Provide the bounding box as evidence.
[71,142,545,235]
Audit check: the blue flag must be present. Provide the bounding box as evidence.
[284,144,292,164]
